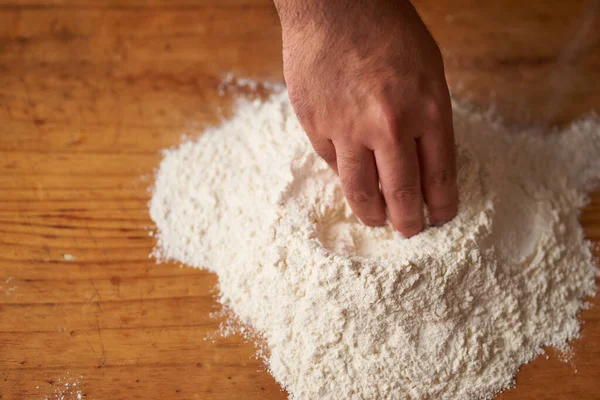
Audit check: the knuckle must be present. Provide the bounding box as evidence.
[389,186,421,204]
[427,169,456,187]
[379,106,399,137]
[344,188,373,205]
[423,98,444,122]
[372,102,401,143]
[342,176,378,206]
[361,214,386,227]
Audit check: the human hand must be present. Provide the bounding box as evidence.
[274,0,457,237]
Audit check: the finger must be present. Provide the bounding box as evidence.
[374,138,424,237]
[417,99,458,226]
[335,145,386,226]
[308,135,338,173]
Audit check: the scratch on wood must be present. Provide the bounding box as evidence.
[95,314,106,368]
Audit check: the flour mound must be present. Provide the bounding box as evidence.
[150,91,600,400]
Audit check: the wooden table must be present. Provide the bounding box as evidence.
[1,1,599,399]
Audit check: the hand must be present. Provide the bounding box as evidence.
[274,0,458,237]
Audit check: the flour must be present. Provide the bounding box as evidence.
[150,89,600,399]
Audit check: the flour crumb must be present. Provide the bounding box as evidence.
[62,253,75,261]
[150,89,600,399]
[558,345,576,364]
[0,276,17,296]
[44,372,84,400]
[217,73,284,97]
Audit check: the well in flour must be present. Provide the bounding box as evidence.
[150,89,599,400]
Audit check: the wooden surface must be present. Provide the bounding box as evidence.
[0,1,599,399]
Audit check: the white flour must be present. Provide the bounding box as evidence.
[150,90,600,399]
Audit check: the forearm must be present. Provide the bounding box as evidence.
[274,0,416,35]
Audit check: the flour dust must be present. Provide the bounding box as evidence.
[149,88,600,399]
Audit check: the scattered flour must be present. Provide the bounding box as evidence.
[217,73,283,97]
[150,89,600,399]
[0,276,17,296]
[41,372,84,400]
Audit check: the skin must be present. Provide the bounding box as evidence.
[273,0,458,237]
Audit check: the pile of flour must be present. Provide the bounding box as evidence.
[150,90,600,399]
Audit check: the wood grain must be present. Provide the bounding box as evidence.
[0,1,598,399]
